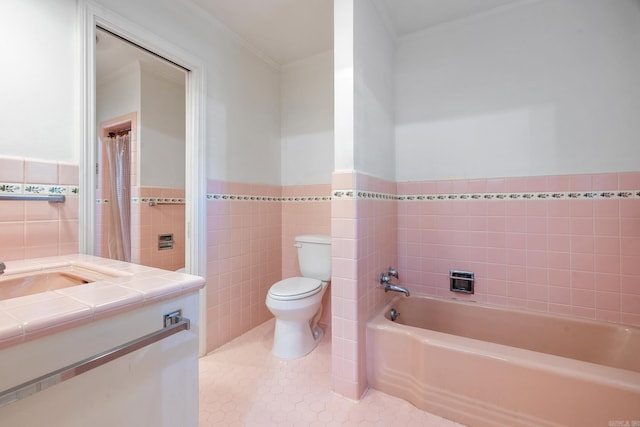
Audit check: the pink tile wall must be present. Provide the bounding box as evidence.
[0,157,78,261]
[331,189,359,398]
[131,187,185,271]
[205,180,282,353]
[205,181,333,354]
[397,173,640,327]
[282,184,332,326]
[282,184,332,277]
[331,172,397,400]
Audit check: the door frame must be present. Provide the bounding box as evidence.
[78,1,207,354]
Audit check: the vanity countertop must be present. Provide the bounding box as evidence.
[0,254,204,349]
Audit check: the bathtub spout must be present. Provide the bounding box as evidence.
[380,273,410,296]
[384,283,410,297]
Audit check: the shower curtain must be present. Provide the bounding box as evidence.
[105,133,131,262]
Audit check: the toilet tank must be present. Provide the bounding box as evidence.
[295,234,331,281]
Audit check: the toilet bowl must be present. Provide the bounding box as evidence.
[266,278,328,359]
[265,235,331,359]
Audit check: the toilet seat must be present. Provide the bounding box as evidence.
[268,277,322,301]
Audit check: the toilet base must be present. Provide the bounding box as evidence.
[272,319,324,359]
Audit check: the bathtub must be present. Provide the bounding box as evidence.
[366,295,640,427]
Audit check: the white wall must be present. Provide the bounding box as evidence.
[354,0,395,182]
[218,46,281,185]
[280,51,334,186]
[334,0,355,173]
[0,0,282,186]
[96,62,140,129]
[334,0,395,180]
[97,61,186,189]
[0,0,77,163]
[395,0,640,182]
[140,67,186,188]
[96,0,282,186]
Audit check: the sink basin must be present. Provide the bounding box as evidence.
[0,264,117,301]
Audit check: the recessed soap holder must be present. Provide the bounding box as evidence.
[450,270,474,294]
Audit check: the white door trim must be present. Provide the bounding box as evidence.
[77,0,208,355]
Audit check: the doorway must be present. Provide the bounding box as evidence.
[79,5,207,353]
[95,28,187,271]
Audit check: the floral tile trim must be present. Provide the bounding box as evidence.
[97,198,186,205]
[206,194,332,202]
[24,185,68,196]
[0,183,78,197]
[398,190,640,201]
[333,190,395,200]
[333,189,640,201]
[101,194,333,203]
[98,189,640,204]
[23,185,48,195]
[0,183,22,194]
[134,197,185,205]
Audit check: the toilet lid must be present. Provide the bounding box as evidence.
[269,277,322,301]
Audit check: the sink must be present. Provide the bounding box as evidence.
[0,264,118,301]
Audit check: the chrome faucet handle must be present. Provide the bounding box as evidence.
[387,267,398,279]
[379,273,391,284]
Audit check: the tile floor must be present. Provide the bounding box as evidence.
[199,319,465,426]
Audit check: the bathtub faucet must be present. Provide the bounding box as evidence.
[384,283,410,297]
[0,262,5,275]
[379,273,410,297]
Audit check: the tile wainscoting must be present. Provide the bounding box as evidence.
[396,172,640,327]
[0,157,78,261]
[204,180,332,353]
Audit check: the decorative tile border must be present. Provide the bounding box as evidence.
[206,194,332,202]
[25,185,65,195]
[0,182,78,196]
[333,189,640,201]
[0,183,22,194]
[398,190,640,201]
[97,198,186,204]
[98,189,640,204]
[333,190,395,200]
[132,197,185,205]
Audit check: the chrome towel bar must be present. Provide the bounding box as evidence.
[0,195,65,203]
[148,200,185,206]
[0,311,190,408]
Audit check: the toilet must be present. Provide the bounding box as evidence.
[265,234,331,359]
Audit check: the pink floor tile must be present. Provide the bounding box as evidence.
[199,319,464,427]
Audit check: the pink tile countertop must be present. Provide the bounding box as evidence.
[0,254,204,349]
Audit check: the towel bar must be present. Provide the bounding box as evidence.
[0,195,65,203]
[0,311,190,407]
[148,200,185,206]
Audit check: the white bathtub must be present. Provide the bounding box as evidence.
[366,295,640,426]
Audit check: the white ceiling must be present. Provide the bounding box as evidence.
[96,0,525,76]
[192,0,334,66]
[376,0,524,37]
[192,0,524,65]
